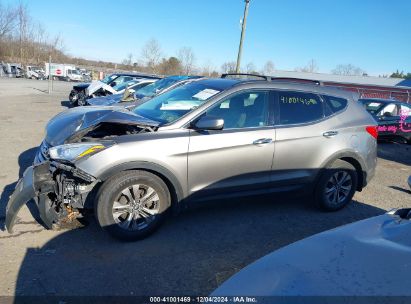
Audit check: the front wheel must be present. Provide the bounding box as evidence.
[314,159,358,211]
[69,90,79,105]
[95,170,171,241]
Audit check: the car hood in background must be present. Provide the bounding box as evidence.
[85,80,104,96]
[212,209,411,297]
[45,106,159,147]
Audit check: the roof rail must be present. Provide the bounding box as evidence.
[221,73,323,85]
[221,73,272,81]
[270,77,323,86]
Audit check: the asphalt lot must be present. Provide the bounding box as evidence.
[0,77,410,297]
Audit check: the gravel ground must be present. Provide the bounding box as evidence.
[0,77,410,297]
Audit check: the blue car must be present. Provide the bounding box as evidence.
[86,75,203,106]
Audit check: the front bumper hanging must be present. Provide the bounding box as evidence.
[5,166,37,232]
[6,161,54,232]
[5,161,96,233]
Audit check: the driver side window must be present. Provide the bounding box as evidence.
[206,91,269,129]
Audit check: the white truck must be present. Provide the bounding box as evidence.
[44,63,83,82]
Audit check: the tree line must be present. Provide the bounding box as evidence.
[0,1,68,65]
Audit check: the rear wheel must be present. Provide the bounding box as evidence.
[95,170,171,241]
[315,159,358,211]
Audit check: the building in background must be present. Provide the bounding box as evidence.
[271,71,411,103]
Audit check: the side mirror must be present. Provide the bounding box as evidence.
[110,82,117,87]
[383,112,392,117]
[192,115,224,131]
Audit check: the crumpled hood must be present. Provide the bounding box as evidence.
[45,106,159,147]
[87,93,123,106]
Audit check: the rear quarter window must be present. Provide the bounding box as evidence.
[323,95,348,116]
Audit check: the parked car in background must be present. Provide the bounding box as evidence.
[78,68,92,82]
[78,78,156,106]
[26,65,46,80]
[1,62,24,78]
[212,208,411,298]
[69,73,161,106]
[360,98,411,143]
[6,76,377,241]
[86,75,203,107]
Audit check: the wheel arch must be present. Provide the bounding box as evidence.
[318,151,367,191]
[96,161,184,211]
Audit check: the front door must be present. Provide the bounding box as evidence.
[187,90,275,198]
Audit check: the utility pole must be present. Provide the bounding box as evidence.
[48,55,52,94]
[235,0,250,73]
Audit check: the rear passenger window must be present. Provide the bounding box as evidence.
[323,95,347,116]
[278,91,323,125]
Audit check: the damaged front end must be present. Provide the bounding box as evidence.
[6,161,98,233]
[7,106,161,233]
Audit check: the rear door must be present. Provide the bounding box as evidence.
[271,90,346,188]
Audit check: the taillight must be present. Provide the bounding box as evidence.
[366,126,378,139]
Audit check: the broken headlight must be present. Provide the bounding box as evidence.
[49,143,109,162]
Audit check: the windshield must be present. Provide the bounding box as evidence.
[133,82,221,124]
[101,74,119,84]
[360,100,385,115]
[135,77,184,99]
[113,80,139,91]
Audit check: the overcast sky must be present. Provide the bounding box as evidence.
[12,0,411,75]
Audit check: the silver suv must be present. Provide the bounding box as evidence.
[6,77,378,241]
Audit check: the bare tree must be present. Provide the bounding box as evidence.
[178,47,195,75]
[245,62,257,74]
[295,59,318,73]
[262,60,275,75]
[141,38,162,73]
[0,1,17,39]
[332,64,366,76]
[17,2,30,64]
[221,61,237,74]
[157,56,182,75]
[122,53,133,66]
[201,59,215,77]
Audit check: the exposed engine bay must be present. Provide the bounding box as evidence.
[71,122,157,143]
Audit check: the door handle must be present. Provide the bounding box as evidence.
[253,138,272,145]
[323,131,338,138]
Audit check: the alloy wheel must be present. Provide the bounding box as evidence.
[112,184,160,231]
[324,171,353,205]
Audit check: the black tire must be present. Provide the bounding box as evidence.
[69,90,79,105]
[95,170,171,241]
[77,90,87,106]
[314,159,358,211]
